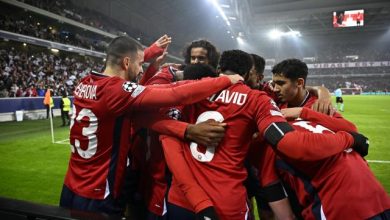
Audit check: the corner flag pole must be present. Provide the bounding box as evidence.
[49,105,54,143]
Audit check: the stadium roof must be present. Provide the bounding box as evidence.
[74,0,390,54]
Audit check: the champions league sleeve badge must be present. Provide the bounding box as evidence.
[122,81,146,97]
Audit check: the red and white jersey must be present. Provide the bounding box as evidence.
[165,82,286,220]
[257,95,390,220]
[64,71,233,200]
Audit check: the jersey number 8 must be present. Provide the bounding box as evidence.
[190,111,224,162]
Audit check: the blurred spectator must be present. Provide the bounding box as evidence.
[0,45,104,98]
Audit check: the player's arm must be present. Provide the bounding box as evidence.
[254,143,295,220]
[139,64,159,85]
[307,86,335,115]
[133,110,225,146]
[265,123,355,161]
[139,48,171,85]
[281,107,357,132]
[160,135,215,214]
[253,94,365,161]
[268,198,296,220]
[132,75,242,109]
[143,66,176,86]
[143,34,171,62]
[104,75,241,116]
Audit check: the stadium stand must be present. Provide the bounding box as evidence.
[14,0,183,57]
[0,42,104,98]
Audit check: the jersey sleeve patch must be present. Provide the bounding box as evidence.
[122,81,145,97]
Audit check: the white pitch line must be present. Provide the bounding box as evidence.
[54,139,69,145]
[367,160,390,164]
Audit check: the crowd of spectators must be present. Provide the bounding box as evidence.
[266,41,390,64]
[0,2,108,52]
[1,0,390,97]
[0,46,104,98]
[306,75,390,93]
[14,0,183,57]
[5,0,390,62]
[309,66,390,76]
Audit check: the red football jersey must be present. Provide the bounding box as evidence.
[165,83,286,220]
[140,66,179,216]
[64,72,233,200]
[257,95,390,219]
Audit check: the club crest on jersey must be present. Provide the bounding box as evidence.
[122,81,145,97]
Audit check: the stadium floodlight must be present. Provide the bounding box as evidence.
[208,0,231,27]
[288,30,301,37]
[268,29,282,40]
[236,36,244,44]
[23,43,27,46]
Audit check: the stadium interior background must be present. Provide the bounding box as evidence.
[0,0,389,219]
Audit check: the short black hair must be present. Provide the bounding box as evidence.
[183,63,217,80]
[219,50,253,76]
[251,54,265,75]
[272,59,308,82]
[183,39,220,68]
[105,36,143,66]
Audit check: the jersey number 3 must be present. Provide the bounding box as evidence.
[190,111,224,162]
[70,105,98,159]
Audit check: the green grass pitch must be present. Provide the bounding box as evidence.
[0,95,389,209]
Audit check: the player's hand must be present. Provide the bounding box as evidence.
[196,206,219,220]
[154,34,172,49]
[185,120,226,147]
[281,107,303,120]
[220,73,244,84]
[311,97,334,115]
[349,132,369,157]
[152,51,168,68]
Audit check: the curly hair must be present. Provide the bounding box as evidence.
[183,39,220,68]
[271,59,308,82]
[219,50,253,76]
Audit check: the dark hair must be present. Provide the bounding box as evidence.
[183,39,220,68]
[219,50,253,76]
[271,59,308,82]
[251,54,265,75]
[105,36,143,66]
[183,63,217,80]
